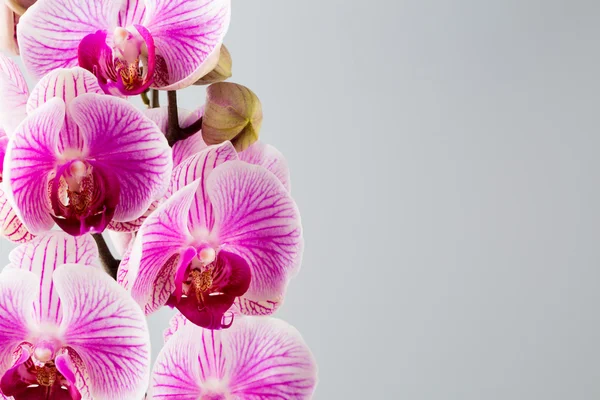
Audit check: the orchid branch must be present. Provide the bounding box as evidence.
[92,233,120,279]
[140,91,150,108]
[151,89,160,108]
[166,90,202,146]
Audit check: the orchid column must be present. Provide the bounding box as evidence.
[0,0,318,398]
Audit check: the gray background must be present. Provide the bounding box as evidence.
[5,0,600,398]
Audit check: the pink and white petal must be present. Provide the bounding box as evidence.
[27,67,104,152]
[8,231,99,325]
[232,295,283,317]
[163,312,187,342]
[116,242,134,291]
[0,53,28,135]
[208,161,303,299]
[129,181,197,313]
[27,67,103,113]
[150,322,220,400]
[107,199,159,232]
[172,132,208,167]
[107,230,135,258]
[17,0,119,79]
[68,93,173,221]
[144,0,231,90]
[152,317,318,400]
[55,265,150,400]
[0,188,34,244]
[0,269,38,380]
[5,99,64,234]
[118,0,146,27]
[171,142,237,230]
[225,317,318,399]
[239,142,291,192]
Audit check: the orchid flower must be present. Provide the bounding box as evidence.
[125,141,302,329]
[0,231,150,400]
[3,66,172,236]
[151,315,317,399]
[17,0,231,95]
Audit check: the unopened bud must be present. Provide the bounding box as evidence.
[202,82,263,151]
[194,45,232,85]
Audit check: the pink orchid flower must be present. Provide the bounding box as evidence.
[125,142,302,329]
[17,0,231,95]
[3,66,172,236]
[151,315,317,399]
[0,231,150,400]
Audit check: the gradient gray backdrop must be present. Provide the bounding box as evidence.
[5,1,600,398]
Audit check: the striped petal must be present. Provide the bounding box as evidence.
[144,0,231,89]
[240,142,291,192]
[68,93,172,222]
[170,142,237,230]
[0,188,34,244]
[55,264,150,400]
[17,0,119,79]
[8,231,99,325]
[0,269,37,383]
[27,67,104,152]
[118,0,146,27]
[129,181,196,314]
[208,161,303,300]
[0,53,28,135]
[5,98,64,235]
[232,296,283,317]
[150,317,317,400]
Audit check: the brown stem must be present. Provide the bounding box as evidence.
[140,91,150,108]
[92,233,120,280]
[166,90,202,146]
[151,89,160,108]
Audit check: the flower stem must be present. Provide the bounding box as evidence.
[140,91,150,108]
[5,0,27,15]
[92,233,120,280]
[166,90,202,146]
[151,89,160,108]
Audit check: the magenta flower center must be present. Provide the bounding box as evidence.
[167,248,251,330]
[78,25,156,96]
[0,343,81,400]
[50,160,120,236]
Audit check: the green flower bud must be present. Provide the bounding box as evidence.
[194,45,232,85]
[202,82,263,151]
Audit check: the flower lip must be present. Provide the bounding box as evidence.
[168,250,251,330]
[78,25,155,96]
[0,344,82,400]
[50,160,120,236]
